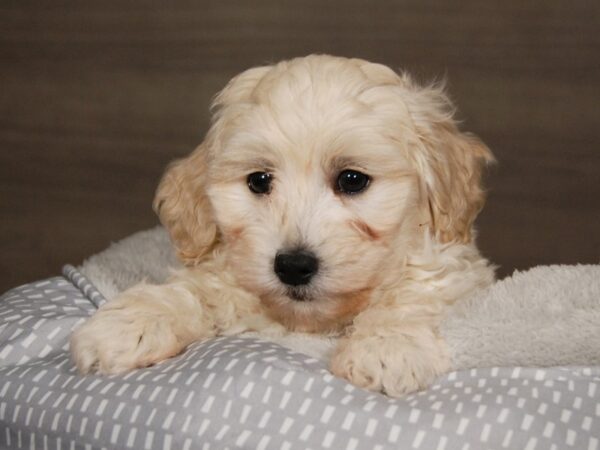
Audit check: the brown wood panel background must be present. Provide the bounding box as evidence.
[1,1,599,292]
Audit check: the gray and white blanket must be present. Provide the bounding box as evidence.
[1,228,599,449]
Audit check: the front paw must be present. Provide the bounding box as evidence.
[330,334,450,397]
[70,302,183,375]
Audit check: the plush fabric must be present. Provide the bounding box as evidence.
[443,264,600,370]
[79,226,600,369]
[78,226,180,303]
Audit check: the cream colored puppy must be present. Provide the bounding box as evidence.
[71,55,495,397]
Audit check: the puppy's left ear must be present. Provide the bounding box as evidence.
[404,81,495,243]
[153,144,218,265]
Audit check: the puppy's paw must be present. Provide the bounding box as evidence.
[330,334,450,397]
[71,302,184,375]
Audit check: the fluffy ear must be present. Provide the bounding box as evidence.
[153,145,218,265]
[404,80,495,244]
[422,128,494,243]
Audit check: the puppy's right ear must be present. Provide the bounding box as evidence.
[153,145,217,265]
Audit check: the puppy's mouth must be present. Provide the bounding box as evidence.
[262,284,374,334]
[286,286,313,302]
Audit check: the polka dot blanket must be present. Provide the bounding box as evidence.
[1,265,599,449]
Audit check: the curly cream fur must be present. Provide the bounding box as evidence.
[71,55,495,396]
[153,146,218,264]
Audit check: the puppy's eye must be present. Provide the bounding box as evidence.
[337,170,370,195]
[247,171,272,194]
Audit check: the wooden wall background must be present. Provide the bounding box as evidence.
[1,1,598,292]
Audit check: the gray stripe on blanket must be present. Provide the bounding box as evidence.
[63,265,107,308]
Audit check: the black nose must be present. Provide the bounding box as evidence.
[274,250,319,286]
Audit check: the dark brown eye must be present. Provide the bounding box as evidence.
[337,170,370,194]
[247,172,272,194]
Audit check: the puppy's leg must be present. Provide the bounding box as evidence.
[330,300,450,397]
[71,265,278,374]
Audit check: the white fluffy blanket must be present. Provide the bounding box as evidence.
[79,227,600,370]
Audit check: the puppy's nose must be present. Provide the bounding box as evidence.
[274,250,319,286]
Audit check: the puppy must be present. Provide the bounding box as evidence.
[71,55,495,396]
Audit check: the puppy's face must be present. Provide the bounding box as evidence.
[155,56,493,332]
[207,100,420,331]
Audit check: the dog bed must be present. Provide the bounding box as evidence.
[1,227,599,449]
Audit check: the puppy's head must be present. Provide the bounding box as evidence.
[154,55,493,332]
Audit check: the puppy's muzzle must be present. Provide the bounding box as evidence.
[274,250,319,287]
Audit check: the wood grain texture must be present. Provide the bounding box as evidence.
[1,1,599,291]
